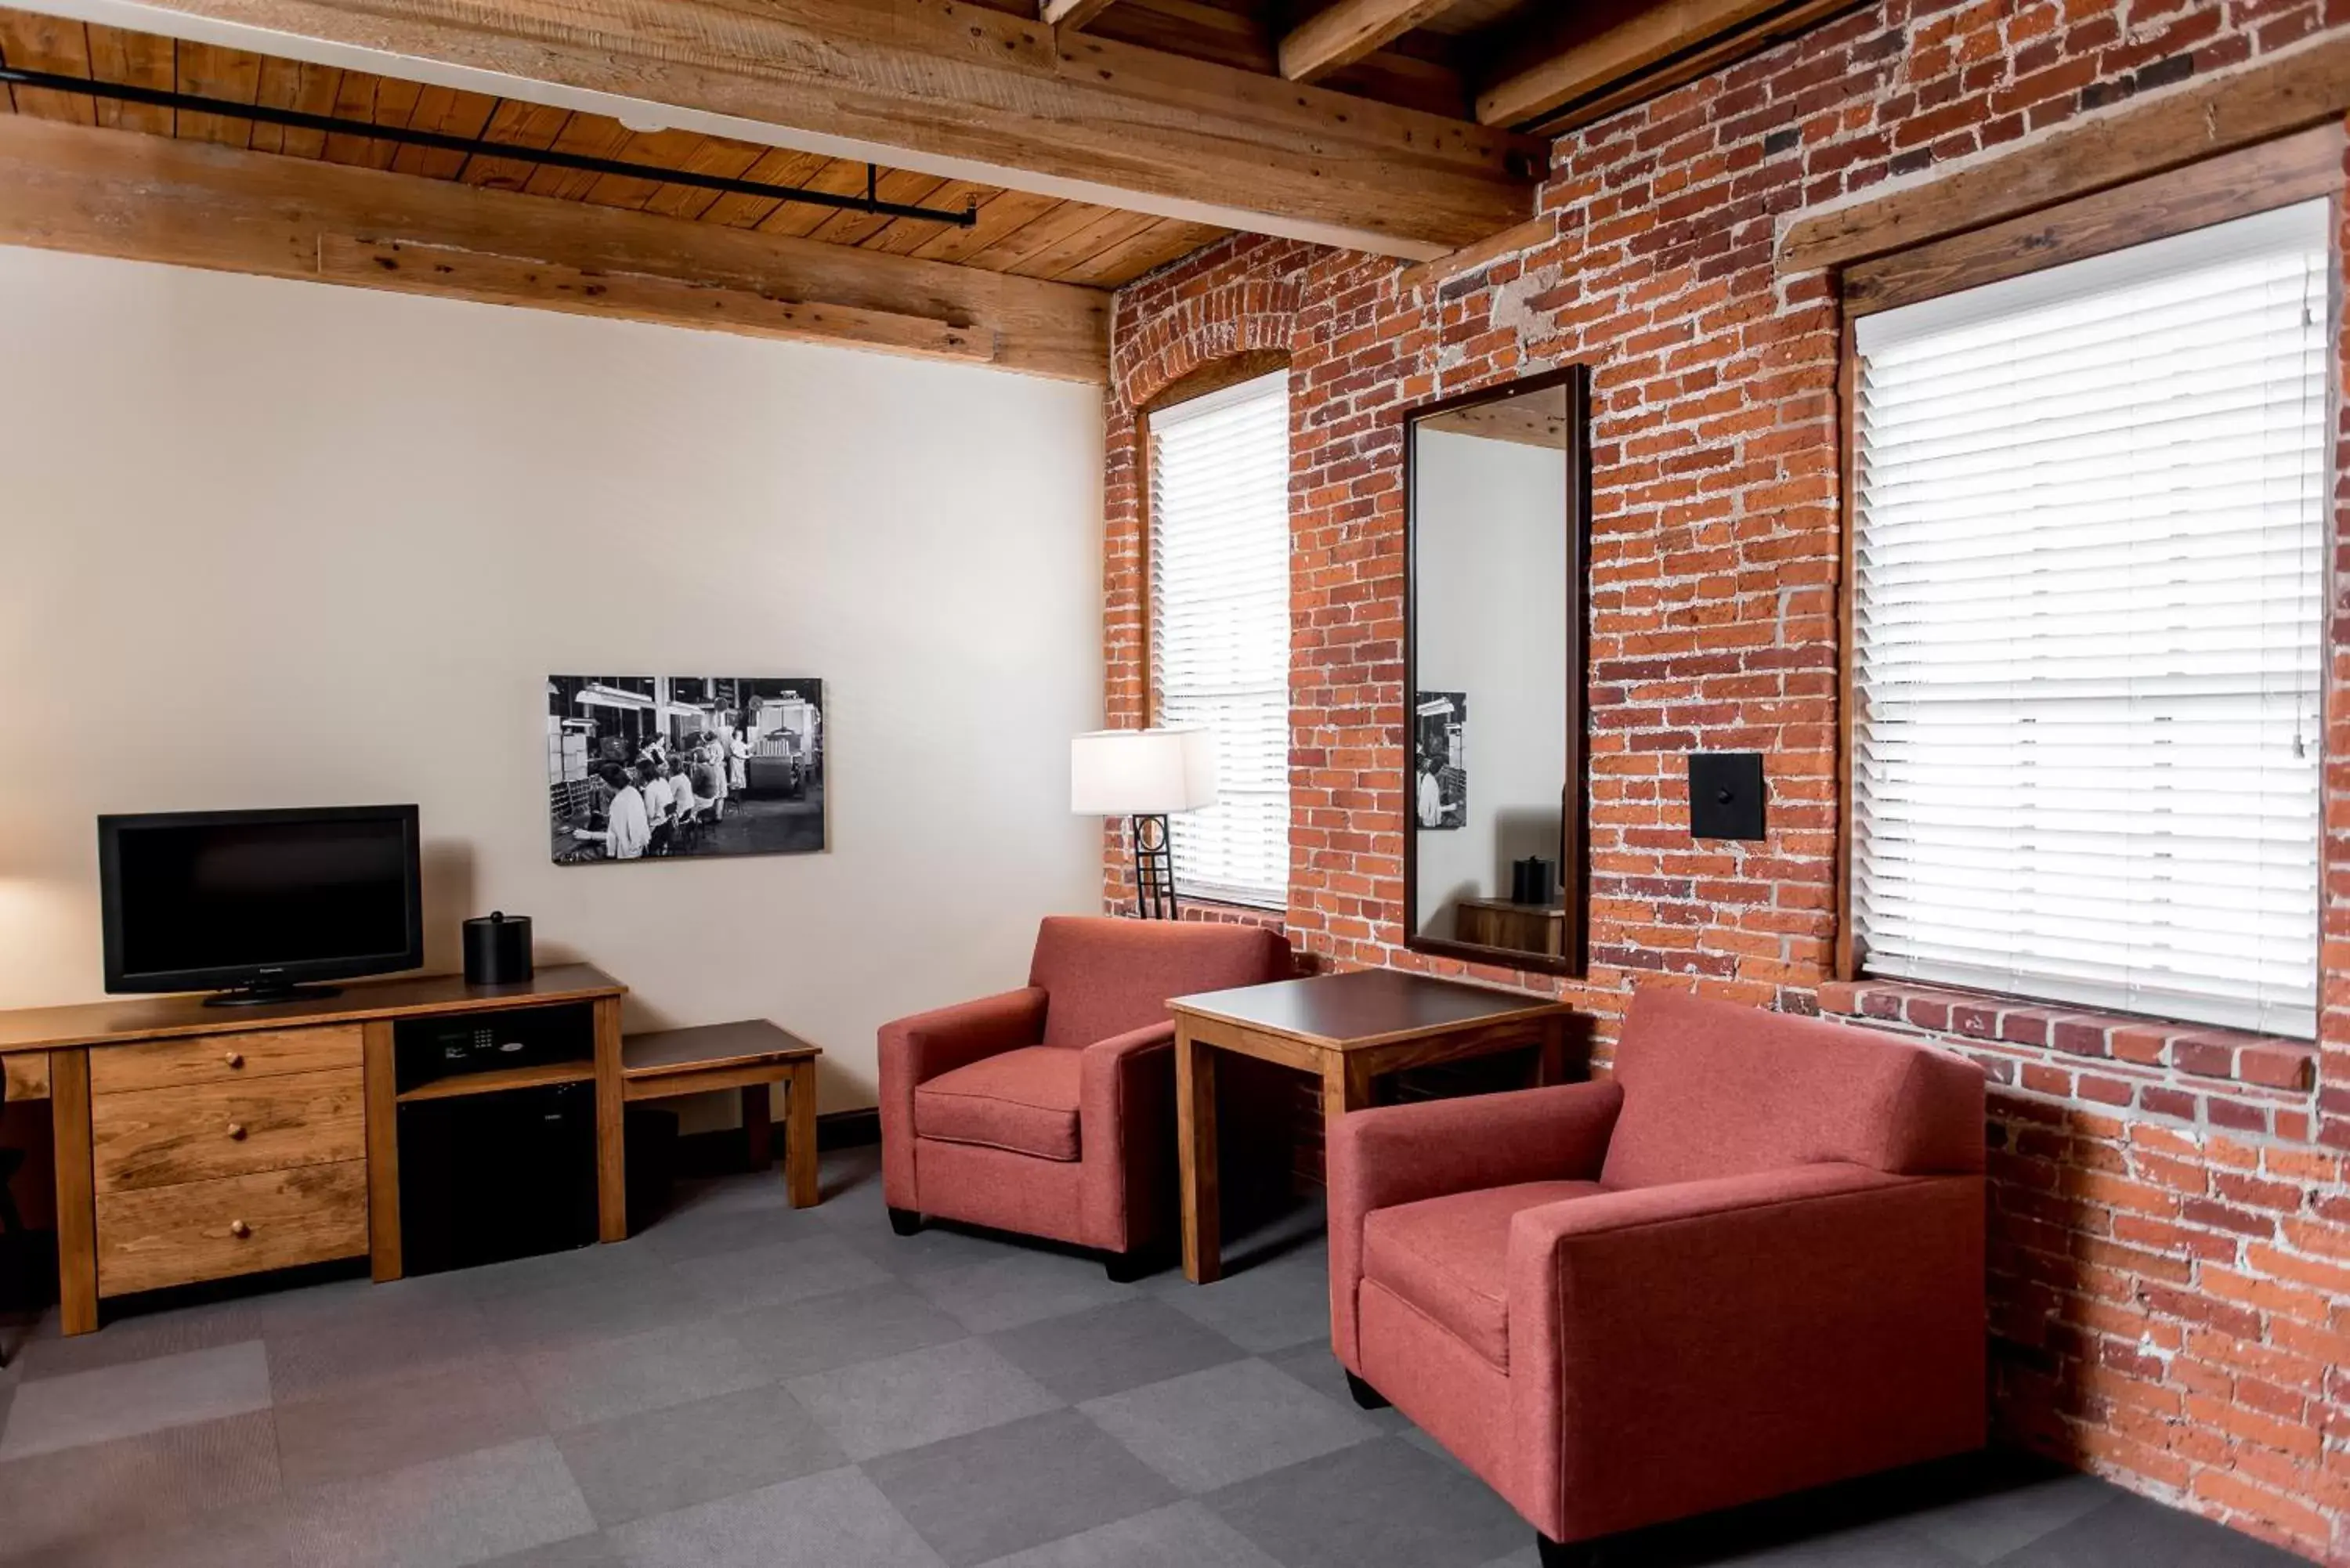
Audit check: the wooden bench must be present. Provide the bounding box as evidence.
[620,1021,821,1211]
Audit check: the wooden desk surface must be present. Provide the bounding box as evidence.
[622,1020,819,1078]
[1170,968,1570,1051]
[0,965,627,1053]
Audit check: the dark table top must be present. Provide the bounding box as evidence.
[621,1019,819,1077]
[1169,968,1570,1050]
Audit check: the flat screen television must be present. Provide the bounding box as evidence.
[99,805,425,1006]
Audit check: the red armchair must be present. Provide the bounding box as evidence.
[879,916,1292,1278]
[1328,988,1987,1566]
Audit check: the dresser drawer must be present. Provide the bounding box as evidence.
[89,1024,363,1095]
[91,1069,365,1194]
[96,1161,369,1297]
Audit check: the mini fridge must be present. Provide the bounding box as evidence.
[396,1081,599,1276]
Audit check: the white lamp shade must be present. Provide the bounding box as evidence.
[1071,728,1219,815]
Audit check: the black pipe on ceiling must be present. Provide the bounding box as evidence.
[0,66,982,227]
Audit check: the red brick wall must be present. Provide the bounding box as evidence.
[1099,3,2350,1559]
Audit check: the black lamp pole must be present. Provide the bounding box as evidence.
[1129,814,1178,920]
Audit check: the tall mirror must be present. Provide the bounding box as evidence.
[1403,365,1590,976]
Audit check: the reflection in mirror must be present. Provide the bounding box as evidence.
[1405,368,1588,974]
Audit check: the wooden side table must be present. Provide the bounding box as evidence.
[1167,969,1574,1284]
[620,1021,822,1212]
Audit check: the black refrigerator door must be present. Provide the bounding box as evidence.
[396,1081,599,1276]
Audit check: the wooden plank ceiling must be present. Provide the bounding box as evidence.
[0,0,1866,307]
[0,5,1229,290]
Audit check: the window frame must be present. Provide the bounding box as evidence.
[1832,125,2348,1031]
[1142,351,1293,912]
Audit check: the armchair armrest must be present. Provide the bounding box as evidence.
[1329,1081,1622,1368]
[878,986,1049,1208]
[1079,1021,1177,1252]
[1504,1163,1987,1544]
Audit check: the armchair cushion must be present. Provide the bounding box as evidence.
[1363,1180,1605,1369]
[1029,916,1293,1050]
[915,1046,1083,1162]
[1600,988,1986,1190]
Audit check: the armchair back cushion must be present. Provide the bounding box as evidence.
[1029,916,1293,1049]
[1600,989,1986,1190]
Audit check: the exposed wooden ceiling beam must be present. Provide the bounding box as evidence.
[45,0,1545,259]
[1278,0,1467,83]
[1781,31,2350,273]
[1476,0,1789,128]
[0,114,1112,379]
[1039,0,1121,30]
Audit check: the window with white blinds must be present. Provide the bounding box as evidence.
[1850,200,2332,1039]
[1151,371,1292,908]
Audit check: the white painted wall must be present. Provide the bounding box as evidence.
[0,246,1107,1115]
[1412,426,1567,936]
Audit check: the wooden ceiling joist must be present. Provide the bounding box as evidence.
[0,112,1112,378]
[45,0,1545,258]
[1039,0,1122,30]
[1476,0,1811,128]
[1779,29,2350,273]
[1278,0,1470,83]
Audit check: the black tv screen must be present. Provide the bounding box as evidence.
[99,806,424,997]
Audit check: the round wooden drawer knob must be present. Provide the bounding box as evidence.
[228,1219,251,1239]
[226,1122,248,1141]
[223,1052,245,1069]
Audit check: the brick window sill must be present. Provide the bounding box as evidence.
[1816,979,2316,1094]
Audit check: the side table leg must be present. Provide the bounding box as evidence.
[742,1083,773,1174]
[1176,1025,1221,1284]
[783,1061,820,1209]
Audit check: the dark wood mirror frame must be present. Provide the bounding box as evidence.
[1401,363,1593,977]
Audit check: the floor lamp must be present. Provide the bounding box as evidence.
[1071,728,1218,919]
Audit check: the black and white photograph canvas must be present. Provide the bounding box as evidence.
[1415,691,1467,831]
[548,676,825,863]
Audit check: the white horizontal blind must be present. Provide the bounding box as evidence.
[1851,201,2331,1038]
[1152,372,1292,908]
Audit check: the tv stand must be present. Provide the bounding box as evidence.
[0,965,629,1335]
[203,982,344,1008]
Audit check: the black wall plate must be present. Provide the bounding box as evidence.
[1688,753,1767,841]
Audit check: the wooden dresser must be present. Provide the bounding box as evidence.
[0,966,627,1335]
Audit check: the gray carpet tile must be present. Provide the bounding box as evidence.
[11,1494,296,1568]
[1256,1339,1411,1435]
[0,1342,272,1461]
[985,1297,1249,1403]
[862,1408,1180,1567]
[667,1231,891,1311]
[971,1500,1285,1568]
[1701,1516,1979,1567]
[785,1337,1062,1461]
[1997,1491,2311,1568]
[636,1201,837,1266]
[6,1300,266,1384]
[273,1357,546,1490]
[1208,1435,1534,1568]
[554,1384,845,1526]
[604,1466,944,1568]
[475,1268,710,1356]
[1151,1251,1332,1353]
[262,1301,502,1406]
[0,1150,2312,1568]
[722,1282,967,1381]
[0,1408,282,1561]
[282,1436,595,1568]
[1083,1357,1379,1494]
[468,1537,624,1568]
[1902,1468,2120,1564]
[515,1317,767,1432]
[908,1249,1142,1335]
